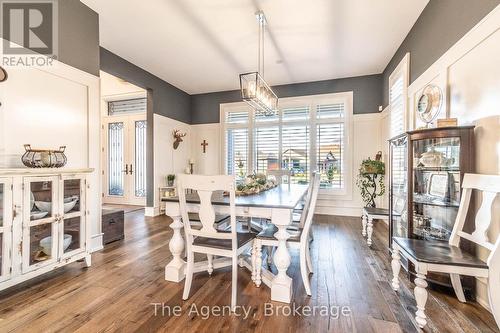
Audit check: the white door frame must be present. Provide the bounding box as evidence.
[102,113,147,206]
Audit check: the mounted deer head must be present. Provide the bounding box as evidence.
[173,129,187,150]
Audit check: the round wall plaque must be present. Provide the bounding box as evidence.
[417,84,443,125]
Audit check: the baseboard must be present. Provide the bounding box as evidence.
[90,233,104,253]
[315,206,362,217]
[145,206,161,217]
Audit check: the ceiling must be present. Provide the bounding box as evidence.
[82,0,429,94]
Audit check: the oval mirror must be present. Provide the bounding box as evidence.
[0,66,7,82]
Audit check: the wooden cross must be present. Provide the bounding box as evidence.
[201,140,208,153]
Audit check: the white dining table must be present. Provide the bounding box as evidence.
[162,184,308,303]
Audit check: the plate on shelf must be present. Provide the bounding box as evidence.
[31,211,49,220]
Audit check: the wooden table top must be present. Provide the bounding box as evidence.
[162,184,308,210]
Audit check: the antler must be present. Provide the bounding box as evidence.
[173,129,187,138]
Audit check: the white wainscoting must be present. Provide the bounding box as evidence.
[0,44,102,252]
[147,114,192,216]
[394,4,500,311]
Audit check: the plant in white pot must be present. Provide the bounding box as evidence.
[167,174,175,187]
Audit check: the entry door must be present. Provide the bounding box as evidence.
[103,114,147,206]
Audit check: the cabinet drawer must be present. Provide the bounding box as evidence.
[102,210,124,245]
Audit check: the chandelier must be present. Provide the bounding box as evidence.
[239,11,278,116]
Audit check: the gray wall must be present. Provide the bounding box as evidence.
[382,0,500,107]
[58,0,100,76]
[100,48,191,123]
[191,74,383,124]
[100,48,192,206]
[1,0,99,76]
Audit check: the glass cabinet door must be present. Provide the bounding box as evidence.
[390,136,408,240]
[412,137,461,241]
[22,176,59,272]
[60,177,86,257]
[0,178,13,282]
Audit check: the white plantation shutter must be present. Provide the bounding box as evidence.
[225,110,248,124]
[282,106,309,121]
[389,54,409,137]
[317,123,344,189]
[390,75,405,136]
[108,98,146,115]
[282,125,309,184]
[226,128,248,175]
[222,92,351,193]
[388,54,409,190]
[317,103,344,119]
[254,126,279,173]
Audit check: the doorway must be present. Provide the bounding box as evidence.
[100,71,147,207]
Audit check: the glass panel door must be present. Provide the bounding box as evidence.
[23,176,59,272]
[133,120,147,199]
[62,216,84,255]
[108,121,125,197]
[60,177,85,257]
[390,136,408,240]
[412,137,461,240]
[0,178,13,282]
[103,114,147,205]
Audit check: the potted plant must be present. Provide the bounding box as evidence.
[356,153,385,208]
[166,174,175,187]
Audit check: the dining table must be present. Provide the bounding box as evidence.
[162,183,308,303]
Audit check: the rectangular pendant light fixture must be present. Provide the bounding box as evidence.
[239,11,278,117]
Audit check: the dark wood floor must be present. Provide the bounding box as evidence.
[0,212,498,333]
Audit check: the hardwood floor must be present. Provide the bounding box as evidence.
[102,204,144,214]
[0,212,497,333]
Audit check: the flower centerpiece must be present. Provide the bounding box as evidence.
[234,172,278,196]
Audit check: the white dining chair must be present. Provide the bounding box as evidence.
[391,173,500,329]
[252,172,321,296]
[178,174,255,311]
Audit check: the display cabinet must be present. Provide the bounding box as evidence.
[389,126,475,294]
[0,168,92,291]
[0,178,13,282]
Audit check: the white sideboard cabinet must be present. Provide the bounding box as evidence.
[0,168,93,291]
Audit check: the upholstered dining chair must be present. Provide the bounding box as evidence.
[252,172,321,296]
[178,174,255,311]
[391,173,500,329]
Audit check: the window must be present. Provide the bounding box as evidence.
[389,54,409,188]
[108,98,147,116]
[389,53,409,137]
[221,92,352,193]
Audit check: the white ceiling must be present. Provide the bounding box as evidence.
[82,0,429,94]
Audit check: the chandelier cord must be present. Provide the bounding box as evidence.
[257,12,265,79]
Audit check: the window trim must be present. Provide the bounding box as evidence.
[388,53,410,136]
[220,91,353,197]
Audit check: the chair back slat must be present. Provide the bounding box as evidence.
[471,191,498,247]
[299,172,315,228]
[177,174,236,242]
[300,172,321,243]
[457,231,495,251]
[197,190,217,234]
[449,174,500,257]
